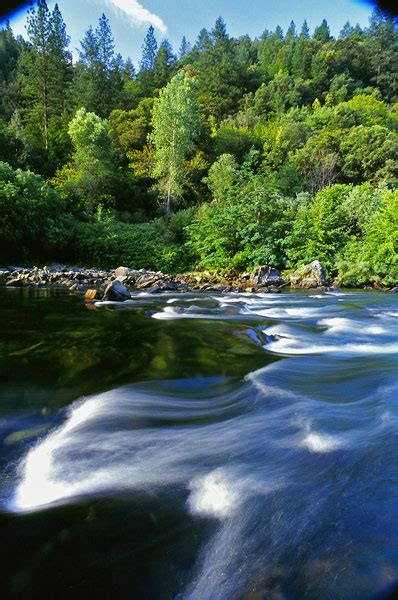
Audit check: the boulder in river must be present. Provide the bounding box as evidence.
[251,265,285,287]
[290,260,326,289]
[102,280,131,302]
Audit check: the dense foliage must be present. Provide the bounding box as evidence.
[0,2,397,284]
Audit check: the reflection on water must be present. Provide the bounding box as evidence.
[1,288,398,599]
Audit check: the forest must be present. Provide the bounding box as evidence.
[0,1,397,286]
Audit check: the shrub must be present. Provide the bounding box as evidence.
[337,188,398,286]
[0,161,74,263]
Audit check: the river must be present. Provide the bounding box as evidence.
[0,287,397,599]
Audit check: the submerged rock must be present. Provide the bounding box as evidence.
[84,289,101,302]
[290,260,326,289]
[251,265,285,287]
[102,280,131,302]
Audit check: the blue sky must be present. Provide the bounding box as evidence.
[3,0,374,67]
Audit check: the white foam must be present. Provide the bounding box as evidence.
[319,317,387,336]
[187,470,241,519]
[254,306,324,319]
[302,432,343,453]
[265,336,398,356]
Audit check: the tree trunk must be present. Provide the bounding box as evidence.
[166,174,172,219]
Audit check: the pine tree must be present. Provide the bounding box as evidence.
[367,9,398,101]
[212,17,228,42]
[74,14,117,117]
[0,22,25,119]
[286,21,297,41]
[300,20,310,39]
[140,25,157,71]
[194,28,211,53]
[96,13,114,70]
[48,3,72,114]
[313,19,331,44]
[292,21,312,78]
[17,0,71,151]
[340,22,354,39]
[154,40,176,88]
[179,36,191,59]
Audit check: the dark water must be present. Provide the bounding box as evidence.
[1,287,398,599]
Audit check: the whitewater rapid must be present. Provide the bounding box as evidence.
[3,289,398,599]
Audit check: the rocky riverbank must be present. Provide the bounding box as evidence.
[0,264,286,297]
[1,261,395,299]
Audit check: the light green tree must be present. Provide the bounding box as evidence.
[58,107,115,214]
[151,71,201,218]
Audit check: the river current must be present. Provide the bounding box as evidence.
[0,288,398,599]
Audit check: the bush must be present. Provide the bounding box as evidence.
[73,215,195,273]
[0,161,74,263]
[186,161,300,273]
[285,184,352,275]
[337,188,398,286]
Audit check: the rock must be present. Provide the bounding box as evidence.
[136,276,160,290]
[290,260,326,289]
[251,265,285,287]
[114,266,140,281]
[206,284,229,292]
[69,283,83,292]
[6,277,24,287]
[390,287,398,292]
[84,289,101,302]
[102,280,131,301]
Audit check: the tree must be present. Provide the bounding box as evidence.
[179,36,191,59]
[337,188,398,286]
[313,19,331,44]
[140,25,158,71]
[367,9,398,101]
[286,184,352,273]
[151,71,201,217]
[154,40,176,89]
[191,18,247,119]
[60,108,115,213]
[74,14,117,117]
[17,0,71,153]
[0,23,25,120]
[340,125,398,184]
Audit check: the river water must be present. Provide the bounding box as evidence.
[0,287,398,599]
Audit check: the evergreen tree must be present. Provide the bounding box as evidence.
[96,13,114,70]
[17,0,71,152]
[74,14,116,117]
[179,36,191,59]
[367,9,398,101]
[192,18,246,119]
[286,21,297,41]
[340,22,354,38]
[0,22,25,119]
[313,19,332,44]
[140,25,158,71]
[300,20,310,39]
[212,16,228,42]
[194,28,211,53]
[154,40,176,89]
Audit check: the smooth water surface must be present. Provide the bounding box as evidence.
[0,287,398,599]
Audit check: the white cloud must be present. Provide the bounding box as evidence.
[106,0,167,34]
